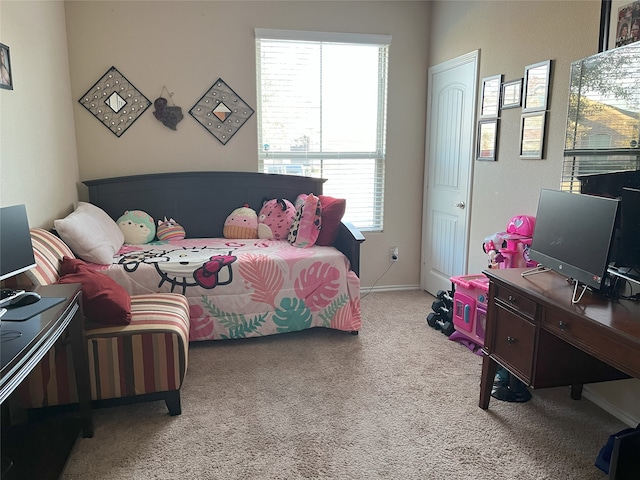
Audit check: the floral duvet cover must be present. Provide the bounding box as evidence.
[95,238,361,341]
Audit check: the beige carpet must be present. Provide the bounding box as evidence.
[62,290,623,479]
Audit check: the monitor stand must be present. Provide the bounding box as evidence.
[570,278,589,304]
[520,265,552,277]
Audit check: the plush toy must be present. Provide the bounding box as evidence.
[117,210,156,244]
[223,204,258,239]
[482,233,507,269]
[288,193,322,248]
[157,217,186,241]
[258,198,296,240]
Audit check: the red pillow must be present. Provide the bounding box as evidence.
[57,256,131,325]
[316,195,346,246]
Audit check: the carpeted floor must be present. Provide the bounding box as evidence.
[62,290,623,479]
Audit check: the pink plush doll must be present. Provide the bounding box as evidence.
[257,198,296,240]
[483,233,506,268]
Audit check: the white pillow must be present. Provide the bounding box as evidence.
[54,202,124,265]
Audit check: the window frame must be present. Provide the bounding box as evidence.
[255,29,391,232]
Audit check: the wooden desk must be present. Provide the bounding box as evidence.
[480,268,640,410]
[1,284,93,479]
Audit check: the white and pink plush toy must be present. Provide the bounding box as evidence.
[223,204,258,239]
[258,198,296,240]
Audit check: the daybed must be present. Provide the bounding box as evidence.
[78,171,365,341]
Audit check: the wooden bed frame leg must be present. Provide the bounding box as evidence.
[165,390,182,416]
[350,331,359,335]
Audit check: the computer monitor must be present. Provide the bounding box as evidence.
[528,189,620,291]
[0,205,36,281]
[614,187,640,272]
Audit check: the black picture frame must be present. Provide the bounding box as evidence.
[519,112,546,159]
[477,119,499,161]
[0,43,13,91]
[479,74,502,118]
[606,0,640,50]
[522,60,552,112]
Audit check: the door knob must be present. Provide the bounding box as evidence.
[453,202,466,209]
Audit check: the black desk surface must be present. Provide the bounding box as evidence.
[0,284,80,401]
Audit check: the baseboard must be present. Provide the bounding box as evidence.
[583,385,640,428]
[360,284,421,295]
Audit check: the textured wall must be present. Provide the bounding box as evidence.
[0,0,79,227]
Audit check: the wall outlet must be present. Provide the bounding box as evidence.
[390,246,399,262]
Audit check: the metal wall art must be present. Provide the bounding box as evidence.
[189,78,254,145]
[78,66,151,137]
[153,86,184,131]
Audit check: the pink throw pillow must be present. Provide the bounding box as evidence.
[288,194,322,248]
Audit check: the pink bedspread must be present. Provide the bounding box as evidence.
[96,238,361,341]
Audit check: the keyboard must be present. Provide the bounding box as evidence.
[0,289,25,308]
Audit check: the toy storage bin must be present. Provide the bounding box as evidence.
[450,274,490,346]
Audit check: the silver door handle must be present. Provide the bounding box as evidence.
[453,202,465,209]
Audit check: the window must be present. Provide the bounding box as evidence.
[255,29,391,231]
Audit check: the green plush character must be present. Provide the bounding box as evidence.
[117,210,156,244]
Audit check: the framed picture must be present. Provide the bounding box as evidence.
[501,78,522,109]
[479,74,502,118]
[477,119,499,161]
[522,60,551,112]
[605,0,640,50]
[519,112,546,159]
[0,43,12,91]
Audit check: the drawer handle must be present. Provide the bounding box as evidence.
[506,336,516,345]
[558,321,567,330]
[508,295,518,305]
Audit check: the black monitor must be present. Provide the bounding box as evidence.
[0,205,36,282]
[528,189,620,291]
[614,187,640,272]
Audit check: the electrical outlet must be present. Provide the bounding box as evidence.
[390,246,399,262]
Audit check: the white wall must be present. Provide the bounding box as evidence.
[0,0,79,227]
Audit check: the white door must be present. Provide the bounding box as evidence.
[421,51,478,295]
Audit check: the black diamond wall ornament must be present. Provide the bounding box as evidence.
[78,66,151,137]
[189,78,254,145]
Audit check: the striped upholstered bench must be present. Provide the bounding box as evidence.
[16,228,189,415]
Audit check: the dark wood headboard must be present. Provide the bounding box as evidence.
[83,171,364,275]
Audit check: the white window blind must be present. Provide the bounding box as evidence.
[255,29,391,231]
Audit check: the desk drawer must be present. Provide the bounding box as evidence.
[492,305,536,382]
[493,284,537,320]
[542,309,640,377]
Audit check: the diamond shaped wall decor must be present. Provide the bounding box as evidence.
[79,66,151,137]
[189,78,254,145]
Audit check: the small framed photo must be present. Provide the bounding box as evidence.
[479,74,502,118]
[522,60,551,112]
[501,78,522,109]
[519,112,546,159]
[0,43,13,90]
[477,119,499,161]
